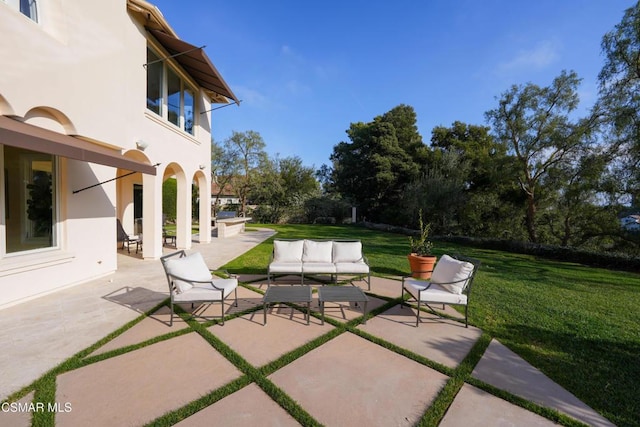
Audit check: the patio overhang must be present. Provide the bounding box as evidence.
[147,28,239,104]
[0,116,157,175]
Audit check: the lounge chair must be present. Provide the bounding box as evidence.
[116,219,141,254]
[401,254,480,327]
[160,250,238,325]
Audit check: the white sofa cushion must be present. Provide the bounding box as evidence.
[335,261,369,274]
[302,240,333,263]
[431,255,475,294]
[269,262,303,273]
[164,252,212,294]
[273,240,304,263]
[303,262,337,274]
[332,241,363,263]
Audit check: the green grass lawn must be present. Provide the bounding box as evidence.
[223,224,640,427]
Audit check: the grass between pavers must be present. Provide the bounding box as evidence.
[223,224,638,427]
[6,282,590,427]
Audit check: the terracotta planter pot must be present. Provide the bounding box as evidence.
[407,254,437,279]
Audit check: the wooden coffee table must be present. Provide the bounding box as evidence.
[262,285,312,325]
[318,286,369,324]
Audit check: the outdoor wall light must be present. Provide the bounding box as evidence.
[199,164,206,170]
[136,140,149,151]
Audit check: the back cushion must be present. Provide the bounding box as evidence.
[431,255,475,294]
[164,252,212,293]
[332,241,363,263]
[302,240,333,263]
[273,240,304,263]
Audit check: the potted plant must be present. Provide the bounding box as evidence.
[407,210,437,279]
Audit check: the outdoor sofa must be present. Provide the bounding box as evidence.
[267,239,371,289]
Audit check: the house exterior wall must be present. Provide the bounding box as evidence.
[0,0,217,308]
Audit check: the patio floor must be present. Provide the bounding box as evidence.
[0,229,615,426]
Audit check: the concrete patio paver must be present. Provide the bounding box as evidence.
[190,284,266,321]
[316,294,386,324]
[358,304,483,368]
[440,384,559,426]
[0,228,274,402]
[0,228,617,427]
[174,383,301,427]
[0,392,34,427]
[472,339,616,427]
[208,307,334,368]
[268,332,449,426]
[56,333,242,427]
[89,306,189,357]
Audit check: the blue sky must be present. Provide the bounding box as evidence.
[151,0,634,168]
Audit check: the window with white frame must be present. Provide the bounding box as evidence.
[2,146,57,254]
[3,0,39,22]
[20,0,37,21]
[146,47,197,136]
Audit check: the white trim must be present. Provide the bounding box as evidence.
[0,249,75,277]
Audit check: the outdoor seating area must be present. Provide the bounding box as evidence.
[0,231,615,427]
[267,239,371,288]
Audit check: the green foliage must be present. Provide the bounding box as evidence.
[162,178,177,222]
[485,70,600,243]
[408,210,433,256]
[26,171,52,236]
[250,155,320,223]
[304,196,351,224]
[599,2,640,205]
[225,130,268,216]
[330,105,421,223]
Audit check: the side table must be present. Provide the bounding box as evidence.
[262,285,312,325]
[318,286,369,324]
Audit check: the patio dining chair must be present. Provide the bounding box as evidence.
[160,250,238,325]
[116,219,141,254]
[401,254,480,327]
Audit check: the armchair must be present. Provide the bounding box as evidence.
[116,219,141,254]
[160,250,238,325]
[401,254,480,327]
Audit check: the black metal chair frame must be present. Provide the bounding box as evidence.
[401,255,481,327]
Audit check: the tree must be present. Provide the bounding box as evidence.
[224,130,268,216]
[429,121,522,237]
[251,155,320,223]
[542,148,614,246]
[330,105,422,223]
[381,104,429,164]
[485,70,599,243]
[599,2,640,207]
[430,121,506,191]
[211,138,240,215]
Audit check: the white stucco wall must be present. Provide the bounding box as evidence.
[0,0,215,308]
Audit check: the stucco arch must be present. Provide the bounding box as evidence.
[192,169,211,243]
[163,162,192,249]
[117,149,159,258]
[0,94,15,116]
[23,106,77,135]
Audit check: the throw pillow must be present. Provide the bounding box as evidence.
[431,255,475,294]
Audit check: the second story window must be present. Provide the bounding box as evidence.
[20,0,38,22]
[146,47,197,136]
[146,49,163,116]
[3,0,39,22]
